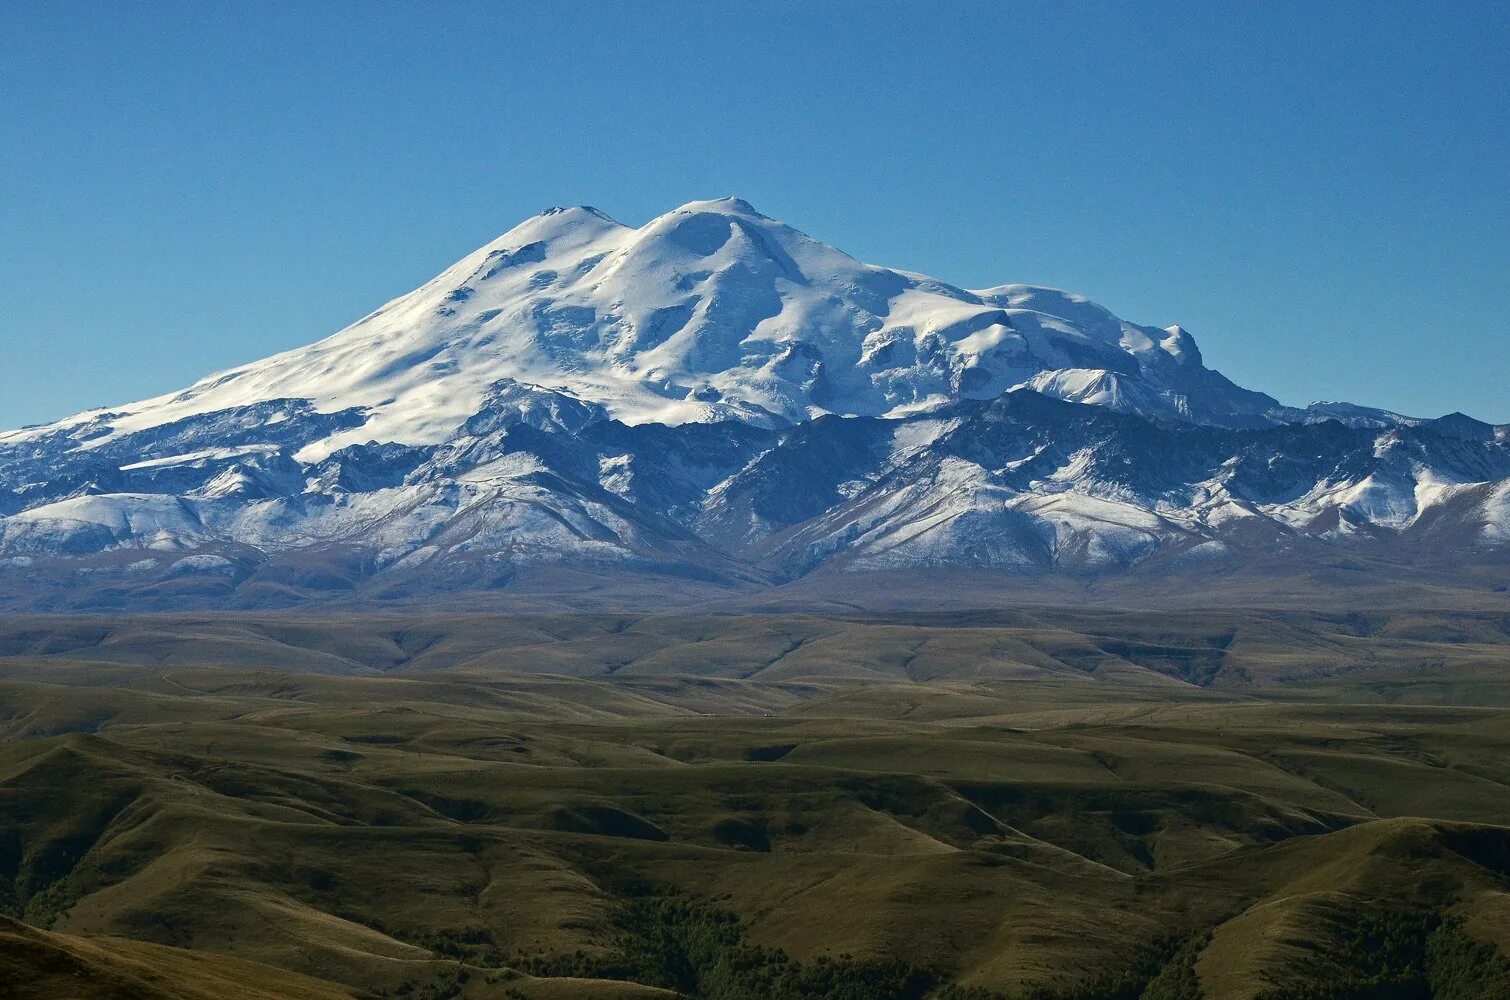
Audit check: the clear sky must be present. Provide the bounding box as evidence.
[1,1,1505,428]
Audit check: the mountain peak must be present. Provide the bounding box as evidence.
[1,198,1394,462]
[1427,411,1495,441]
[1,198,1503,605]
[493,204,628,248]
[669,196,764,217]
[535,203,636,225]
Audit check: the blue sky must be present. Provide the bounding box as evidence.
[1,1,1505,426]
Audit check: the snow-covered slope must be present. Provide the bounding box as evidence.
[0,198,1503,609]
[1,198,1311,464]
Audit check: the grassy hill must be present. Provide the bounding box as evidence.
[2,611,1510,997]
[0,913,365,999]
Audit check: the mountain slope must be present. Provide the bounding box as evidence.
[0,197,1314,464]
[0,199,1504,609]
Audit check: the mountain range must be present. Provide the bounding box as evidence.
[2,197,1506,610]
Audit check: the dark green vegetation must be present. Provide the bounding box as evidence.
[2,610,1510,998]
[1250,912,1510,1000]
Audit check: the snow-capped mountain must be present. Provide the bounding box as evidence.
[1,198,1505,609]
